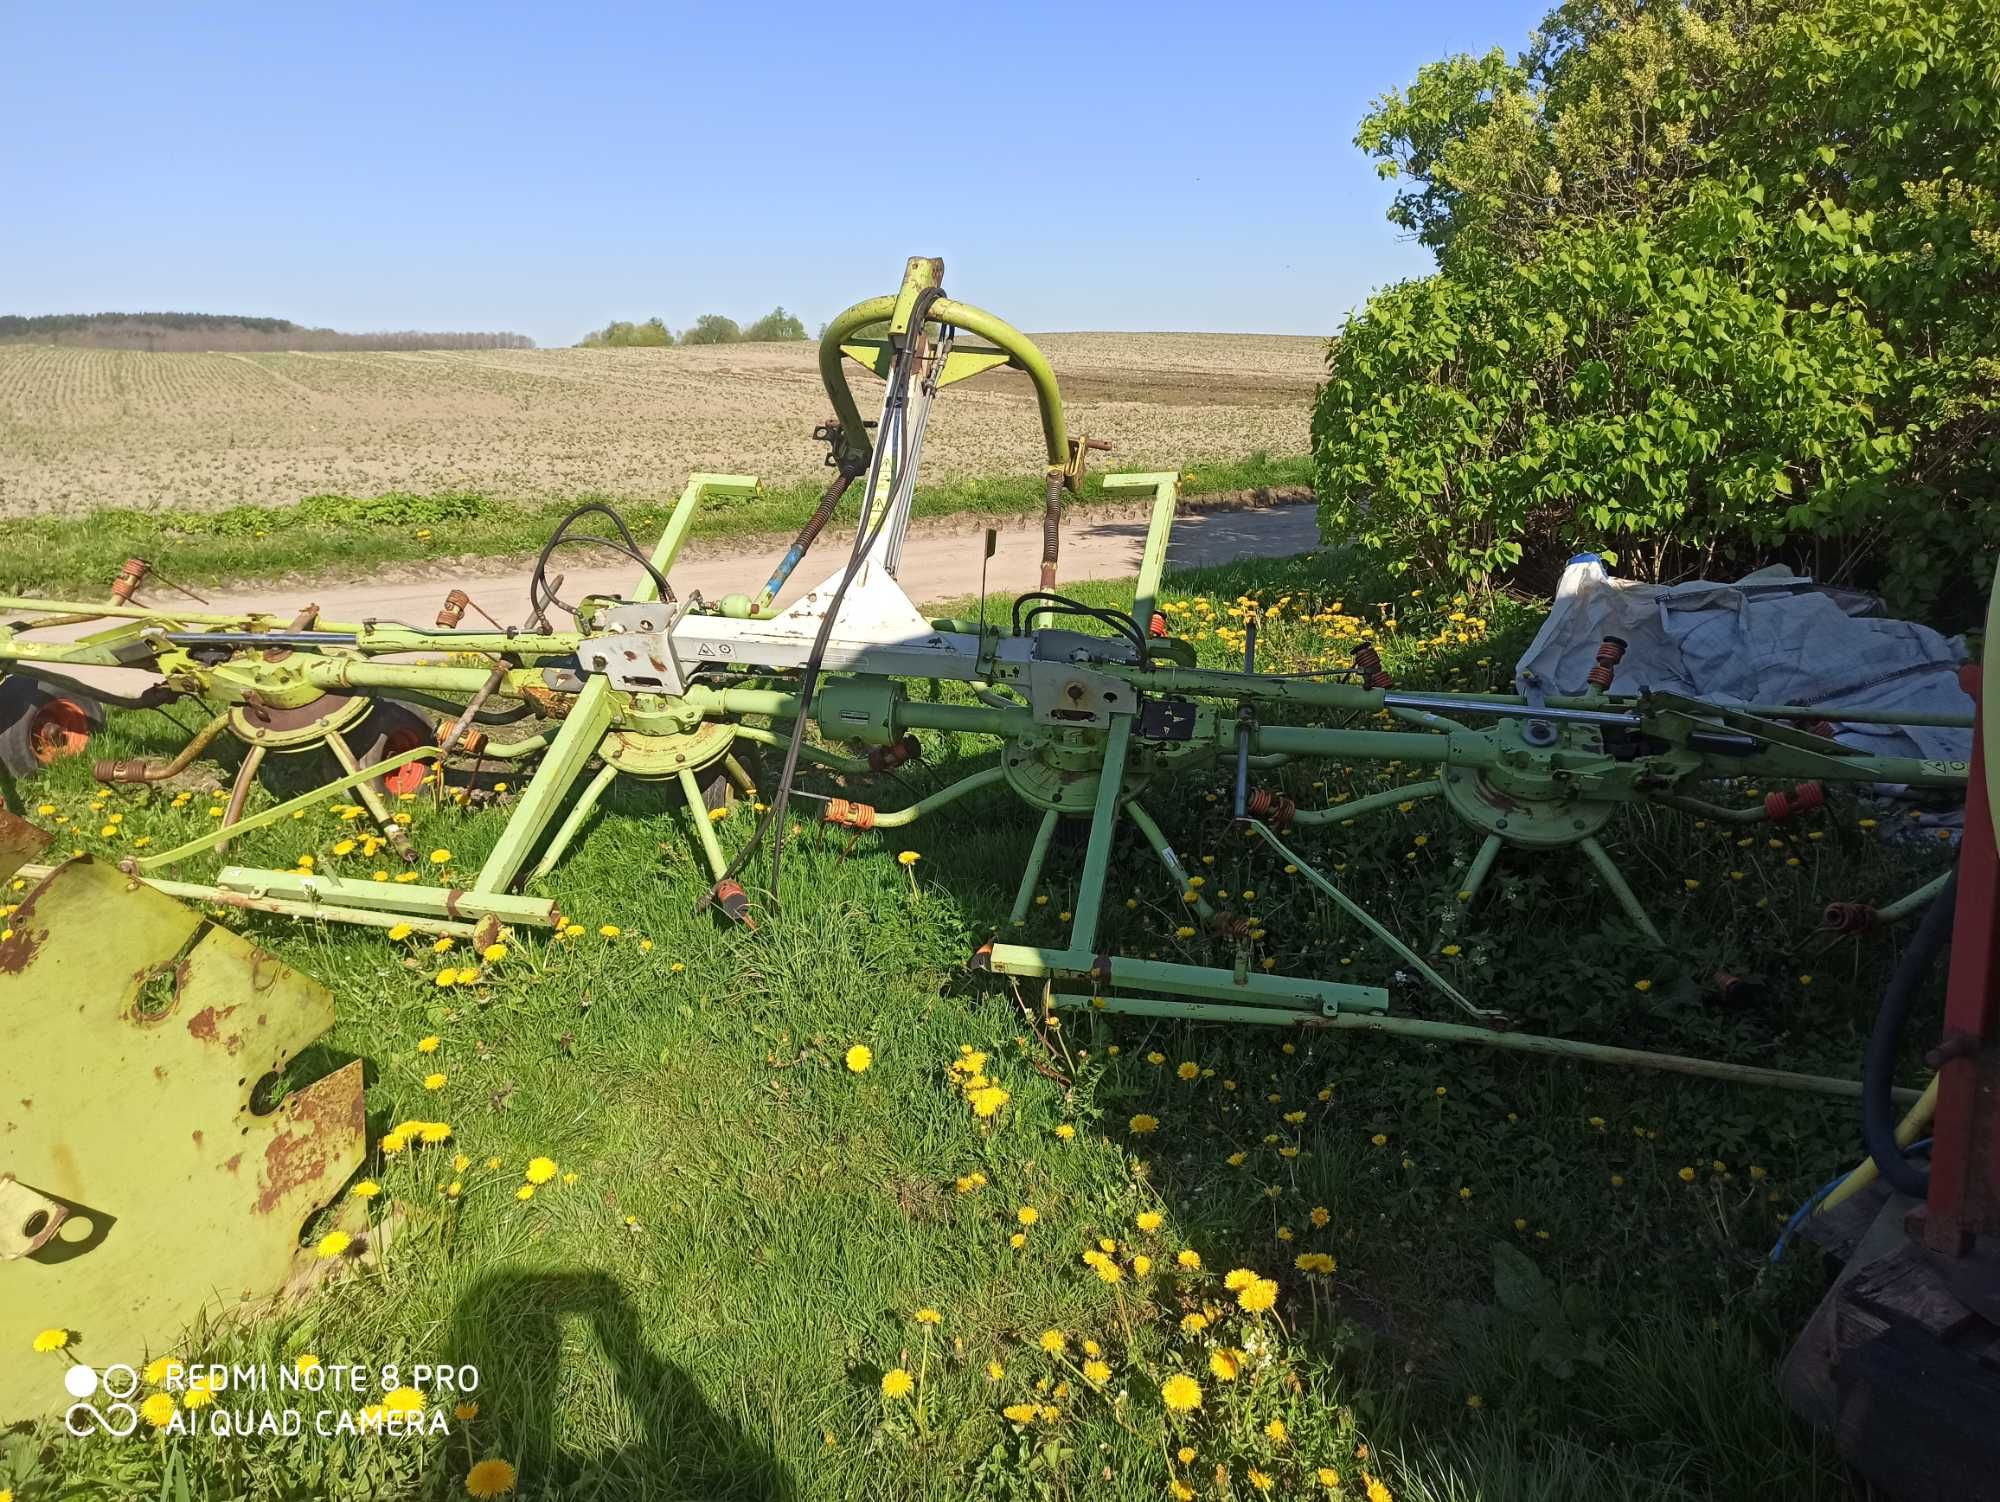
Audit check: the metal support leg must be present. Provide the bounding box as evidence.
[472,681,618,895]
[1578,835,1666,947]
[1009,808,1062,927]
[1125,800,1216,922]
[1458,833,1504,908]
[215,744,265,856]
[723,754,758,800]
[325,729,413,860]
[1067,715,1134,955]
[680,768,732,881]
[529,763,619,883]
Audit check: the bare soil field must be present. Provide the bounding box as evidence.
[0,333,1325,518]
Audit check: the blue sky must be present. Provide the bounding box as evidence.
[1,2,1545,346]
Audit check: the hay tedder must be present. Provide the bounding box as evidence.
[0,253,1982,1433]
[0,255,1975,1073]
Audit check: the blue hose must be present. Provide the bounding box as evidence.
[1768,1139,1932,1264]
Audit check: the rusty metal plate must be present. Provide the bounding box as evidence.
[0,857,364,1423]
[0,807,51,882]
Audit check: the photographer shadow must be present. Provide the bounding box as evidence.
[446,1268,794,1501]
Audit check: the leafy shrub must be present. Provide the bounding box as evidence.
[1315,0,1998,614]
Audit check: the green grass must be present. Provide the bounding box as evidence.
[2,547,1951,1501]
[0,453,1312,599]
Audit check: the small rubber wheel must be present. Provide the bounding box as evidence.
[356,700,438,794]
[0,681,104,778]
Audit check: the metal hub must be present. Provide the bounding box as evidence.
[1441,720,1618,848]
[228,693,371,752]
[599,722,735,780]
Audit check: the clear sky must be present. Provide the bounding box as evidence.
[1,2,1546,347]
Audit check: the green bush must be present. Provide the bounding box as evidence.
[1315,0,1998,613]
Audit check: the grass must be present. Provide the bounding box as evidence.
[1,546,1953,1501]
[0,452,1312,599]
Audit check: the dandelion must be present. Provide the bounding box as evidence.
[1208,1348,1239,1381]
[1364,1472,1392,1502]
[316,1231,351,1259]
[1318,1469,1342,1489]
[455,1401,479,1421]
[465,1458,518,1498]
[1181,1312,1209,1335]
[1002,1402,1039,1424]
[1634,978,1653,993]
[384,1386,425,1414]
[1466,1393,1485,1409]
[880,1367,913,1400]
[1129,1113,1159,1135]
[417,1035,441,1053]
[1176,1248,1201,1270]
[515,1185,535,1201]
[1082,1358,1111,1384]
[1238,1278,1279,1313]
[969,1085,1010,1117]
[1176,1060,1200,1081]
[897,851,921,866]
[31,1328,68,1353]
[1054,1123,1075,1141]
[1160,1373,1203,1412]
[1440,943,1461,957]
[1678,1166,1696,1183]
[1370,1133,1388,1147]
[1009,1232,1026,1249]
[350,1180,382,1200]
[429,849,452,865]
[141,1391,176,1427]
[424,1073,446,1091]
[482,943,507,963]
[1309,1206,1330,1228]
[844,1044,873,1073]
[1249,1468,1274,1492]
[1016,1206,1038,1226]
[985,1360,1005,1381]
[1039,1329,1067,1355]
[914,1308,941,1325]
[525,1156,558,1184]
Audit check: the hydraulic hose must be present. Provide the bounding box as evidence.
[1862,865,1957,1197]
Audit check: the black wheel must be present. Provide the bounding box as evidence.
[0,680,105,779]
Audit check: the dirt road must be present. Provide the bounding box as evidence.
[170,500,1321,623]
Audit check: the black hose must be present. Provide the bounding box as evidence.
[1862,864,1957,1197]
[4,664,176,711]
[527,503,672,629]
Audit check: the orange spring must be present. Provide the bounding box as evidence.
[1207,911,1252,941]
[1764,781,1825,822]
[1585,635,1628,691]
[1245,787,1297,830]
[1821,900,1876,934]
[436,589,470,629]
[443,723,488,755]
[110,557,150,602]
[1149,612,1169,638]
[1353,642,1392,690]
[868,735,921,773]
[824,798,877,830]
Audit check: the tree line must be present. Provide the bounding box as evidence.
[578,306,807,348]
[0,313,535,352]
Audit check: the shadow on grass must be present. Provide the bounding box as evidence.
[447,1269,795,1501]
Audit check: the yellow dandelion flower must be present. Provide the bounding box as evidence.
[1082,1358,1111,1384]
[429,849,452,865]
[1002,1402,1038,1424]
[844,1044,872,1073]
[897,850,920,866]
[483,943,507,963]
[465,1458,518,1498]
[1238,1278,1279,1313]
[515,1185,535,1201]
[880,1367,913,1400]
[1038,1329,1067,1355]
[985,1360,1005,1381]
[1176,1248,1201,1269]
[1176,1060,1200,1081]
[140,1391,176,1427]
[1678,1166,1696,1183]
[417,1035,441,1053]
[525,1156,558,1184]
[1054,1123,1075,1140]
[350,1180,381,1200]
[316,1231,351,1259]
[1129,1113,1159,1135]
[1161,1373,1203,1412]
[1136,1210,1163,1232]
[455,1401,479,1421]
[969,1085,1010,1117]
[424,1072,446,1091]
[31,1327,69,1353]
[1016,1206,1038,1226]
[1249,1469,1274,1493]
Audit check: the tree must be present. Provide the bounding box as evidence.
[680,314,743,346]
[1315,0,1998,612]
[742,306,807,342]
